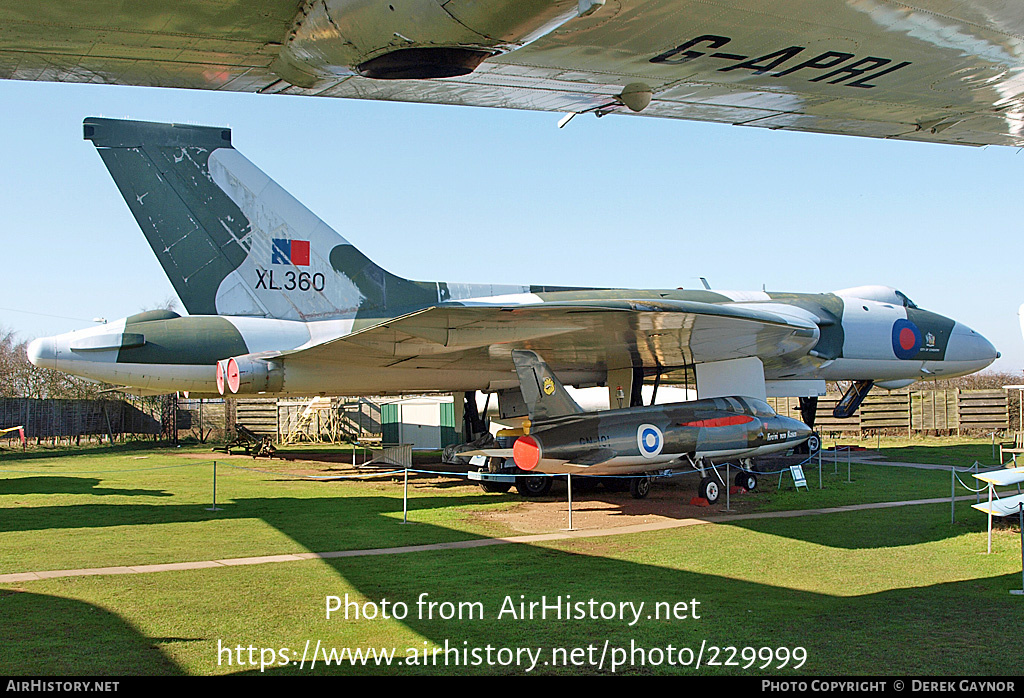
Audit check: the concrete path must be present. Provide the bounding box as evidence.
[0,494,980,585]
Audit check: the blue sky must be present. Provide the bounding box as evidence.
[1,78,1021,376]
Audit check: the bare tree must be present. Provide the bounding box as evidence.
[0,325,103,399]
[142,296,180,313]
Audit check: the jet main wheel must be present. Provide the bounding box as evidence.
[629,476,651,500]
[516,475,552,497]
[698,476,721,504]
[734,470,757,491]
[479,479,512,494]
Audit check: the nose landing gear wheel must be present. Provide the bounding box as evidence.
[698,476,721,504]
[734,471,757,491]
[516,475,552,497]
[806,433,821,455]
[629,476,651,499]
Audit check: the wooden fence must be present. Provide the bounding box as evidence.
[769,389,1009,435]
[0,397,162,444]
[234,397,382,442]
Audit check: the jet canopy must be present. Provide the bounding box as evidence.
[712,396,777,418]
[834,285,918,309]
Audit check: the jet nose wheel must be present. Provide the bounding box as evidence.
[629,476,652,499]
[734,470,757,491]
[698,476,721,504]
[806,433,821,455]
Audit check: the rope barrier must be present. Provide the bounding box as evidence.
[0,453,821,481]
[220,462,408,480]
[952,470,988,494]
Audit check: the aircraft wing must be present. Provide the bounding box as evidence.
[280,299,819,385]
[2,1,1024,147]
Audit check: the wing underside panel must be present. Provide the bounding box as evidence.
[282,300,820,381]
[2,1,1024,146]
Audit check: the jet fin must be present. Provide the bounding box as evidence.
[511,349,584,420]
[83,117,439,321]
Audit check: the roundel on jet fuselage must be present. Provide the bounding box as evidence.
[891,318,922,360]
[637,424,664,459]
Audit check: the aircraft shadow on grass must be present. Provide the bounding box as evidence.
[0,442,165,463]
[0,589,187,675]
[0,476,171,498]
[0,475,996,552]
[2,484,1022,675]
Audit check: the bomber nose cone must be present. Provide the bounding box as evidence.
[945,322,998,372]
[26,337,55,368]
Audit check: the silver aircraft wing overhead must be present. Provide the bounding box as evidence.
[2,1,1024,147]
[280,299,819,378]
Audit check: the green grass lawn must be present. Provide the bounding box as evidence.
[2,441,1023,676]
[0,444,524,573]
[821,435,1007,468]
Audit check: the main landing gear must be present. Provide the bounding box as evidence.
[629,476,651,499]
[689,456,760,504]
[515,474,552,497]
[734,458,758,492]
[734,469,758,492]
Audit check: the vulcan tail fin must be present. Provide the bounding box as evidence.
[84,117,440,321]
[511,350,584,420]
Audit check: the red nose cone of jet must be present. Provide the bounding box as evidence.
[513,436,541,471]
[226,358,240,394]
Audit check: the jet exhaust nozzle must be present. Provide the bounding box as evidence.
[221,356,283,395]
[512,435,542,471]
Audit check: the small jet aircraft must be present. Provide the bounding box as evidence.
[471,349,812,502]
[2,2,1024,148]
[28,118,997,430]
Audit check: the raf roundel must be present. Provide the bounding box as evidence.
[637,423,664,459]
[891,319,922,360]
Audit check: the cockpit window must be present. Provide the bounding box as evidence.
[894,290,917,309]
[741,398,777,417]
[723,397,744,413]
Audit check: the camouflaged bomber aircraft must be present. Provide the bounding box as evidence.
[472,350,812,502]
[28,118,998,431]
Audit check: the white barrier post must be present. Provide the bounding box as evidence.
[564,474,576,532]
[987,482,993,554]
[818,447,822,489]
[1015,503,1024,593]
[951,466,956,525]
[724,462,733,511]
[206,461,222,512]
[401,467,409,524]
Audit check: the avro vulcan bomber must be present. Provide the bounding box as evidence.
[28,118,998,436]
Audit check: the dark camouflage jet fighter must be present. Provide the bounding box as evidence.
[472,350,811,501]
[28,118,996,422]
